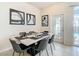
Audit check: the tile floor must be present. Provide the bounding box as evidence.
[0,42,79,56]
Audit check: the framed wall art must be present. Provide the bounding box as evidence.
[10,9,25,25]
[42,15,48,27]
[26,13,36,25]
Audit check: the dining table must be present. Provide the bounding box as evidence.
[13,32,53,46]
[20,34,50,46]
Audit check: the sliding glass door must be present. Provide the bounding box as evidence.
[73,6,79,46]
[54,14,64,43]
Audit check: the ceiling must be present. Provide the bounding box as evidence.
[28,2,79,10]
[28,2,59,9]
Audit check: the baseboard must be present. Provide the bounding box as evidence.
[0,47,12,53]
[54,41,75,46]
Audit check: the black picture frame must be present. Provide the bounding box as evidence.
[42,15,48,27]
[26,13,36,25]
[10,9,25,25]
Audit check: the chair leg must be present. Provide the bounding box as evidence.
[12,51,15,56]
[52,42,55,50]
[33,50,36,56]
[23,52,24,56]
[19,52,21,56]
[50,44,53,55]
[39,51,41,56]
[46,48,49,56]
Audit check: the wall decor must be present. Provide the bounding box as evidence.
[10,9,25,25]
[26,13,36,25]
[42,15,48,27]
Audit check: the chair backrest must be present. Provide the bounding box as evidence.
[9,39,21,52]
[48,34,54,44]
[37,37,49,51]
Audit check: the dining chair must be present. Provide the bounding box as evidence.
[27,37,49,56]
[9,39,30,56]
[48,34,55,55]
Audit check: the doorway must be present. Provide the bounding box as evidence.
[73,6,79,46]
[54,14,64,43]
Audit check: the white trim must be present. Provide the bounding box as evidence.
[0,47,12,53]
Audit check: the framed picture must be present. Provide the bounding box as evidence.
[26,13,36,25]
[10,9,25,25]
[42,15,48,27]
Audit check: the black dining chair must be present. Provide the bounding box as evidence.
[48,34,55,55]
[27,37,49,56]
[9,39,31,56]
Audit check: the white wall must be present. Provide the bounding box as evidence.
[0,2,41,51]
[41,3,75,45]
